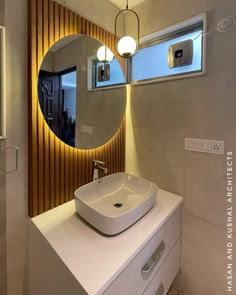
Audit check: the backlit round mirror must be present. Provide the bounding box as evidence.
[38,35,126,150]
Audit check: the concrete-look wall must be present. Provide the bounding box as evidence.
[126,0,236,294]
[0,3,6,294]
[0,0,4,25]
[0,140,6,295]
[5,0,28,294]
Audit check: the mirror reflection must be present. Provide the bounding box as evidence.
[38,35,126,150]
[0,27,5,139]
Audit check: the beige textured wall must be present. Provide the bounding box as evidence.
[0,0,4,25]
[0,141,6,295]
[0,3,6,295]
[126,0,236,294]
[0,30,3,133]
[5,0,28,294]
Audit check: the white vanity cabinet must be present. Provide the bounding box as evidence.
[29,189,183,295]
[103,207,182,295]
[143,239,181,295]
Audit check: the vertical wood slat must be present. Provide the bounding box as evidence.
[54,2,59,41]
[48,0,55,209]
[37,0,45,214]
[54,3,61,207]
[69,11,74,35]
[58,4,65,205]
[29,0,126,217]
[43,0,50,212]
[77,15,81,34]
[69,147,74,200]
[64,145,69,203]
[73,13,78,35]
[59,5,65,38]
[81,17,86,34]
[30,0,38,217]
[64,7,69,36]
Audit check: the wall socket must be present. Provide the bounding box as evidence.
[185,138,224,155]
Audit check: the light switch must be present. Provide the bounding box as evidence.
[185,138,224,155]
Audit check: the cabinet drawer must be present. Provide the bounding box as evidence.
[103,206,182,295]
[143,238,181,295]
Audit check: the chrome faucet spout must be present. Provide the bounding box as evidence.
[92,160,108,181]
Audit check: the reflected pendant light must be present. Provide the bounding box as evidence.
[115,0,140,58]
[96,46,113,82]
[97,45,114,62]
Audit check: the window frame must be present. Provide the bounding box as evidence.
[129,13,207,86]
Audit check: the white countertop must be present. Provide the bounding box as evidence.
[32,189,183,295]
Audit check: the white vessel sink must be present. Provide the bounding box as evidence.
[74,173,158,235]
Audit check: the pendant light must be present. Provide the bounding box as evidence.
[96,46,113,82]
[97,45,114,63]
[115,0,140,58]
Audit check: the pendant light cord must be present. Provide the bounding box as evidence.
[126,0,128,9]
[192,16,236,41]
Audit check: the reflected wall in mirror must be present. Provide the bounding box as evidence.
[0,26,5,139]
[38,34,126,150]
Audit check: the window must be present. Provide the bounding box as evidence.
[91,58,126,89]
[131,16,205,83]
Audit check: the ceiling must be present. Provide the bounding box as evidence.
[109,0,145,9]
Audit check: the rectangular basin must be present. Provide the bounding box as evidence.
[74,173,158,235]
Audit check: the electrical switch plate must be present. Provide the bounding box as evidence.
[185,138,224,155]
[81,125,94,135]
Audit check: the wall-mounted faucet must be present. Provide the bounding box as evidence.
[92,160,108,181]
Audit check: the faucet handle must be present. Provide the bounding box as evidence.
[93,159,106,166]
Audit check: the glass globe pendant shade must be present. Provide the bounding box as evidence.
[97,46,114,62]
[117,36,137,58]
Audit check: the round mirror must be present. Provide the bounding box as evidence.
[38,35,126,150]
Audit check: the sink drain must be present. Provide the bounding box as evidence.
[113,202,123,208]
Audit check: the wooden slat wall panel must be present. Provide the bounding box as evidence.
[43,0,50,212]
[29,0,126,217]
[48,0,55,210]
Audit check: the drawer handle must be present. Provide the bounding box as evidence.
[155,283,164,295]
[142,241,165,276]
